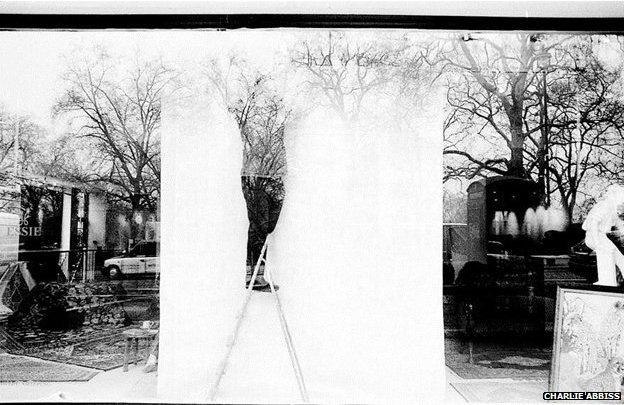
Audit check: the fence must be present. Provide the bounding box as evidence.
[18,248,120,284]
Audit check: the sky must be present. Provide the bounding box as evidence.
[0,28,436,139]
[0,29,298,135]
[2,28,621,211]
[3,29,615,134]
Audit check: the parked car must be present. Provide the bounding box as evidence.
[487,240,507,255]
[103,241,159,279]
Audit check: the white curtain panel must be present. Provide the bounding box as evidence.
[265,101,445,403]
[158,88,248,402]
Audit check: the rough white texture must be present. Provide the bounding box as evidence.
[158,89,248,402]
[265,106,446,403]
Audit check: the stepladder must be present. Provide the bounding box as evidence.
[208,235,309,403]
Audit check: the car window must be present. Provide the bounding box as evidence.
[131,243,145,256]
[145,242,157,256]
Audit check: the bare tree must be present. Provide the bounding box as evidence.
[441,33,624,220]
[537,37,624,219]
[205,56,289,263]
[205,57,288,177]
[0,109,47,175]
[0,109,64,227]
[229,73,289,262]
[290,31,431,123]
[440,33,555,179]
[54,53,173,238]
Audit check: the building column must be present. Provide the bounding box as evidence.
[59,188,72,278]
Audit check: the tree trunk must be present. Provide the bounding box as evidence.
[559,187,574,223]
[508,110,526,178]
[509,145,526,178]
[128,192,143,243]
[567,193,576,223]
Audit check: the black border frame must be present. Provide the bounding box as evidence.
[0,15,623,32]
[1,10,624,404]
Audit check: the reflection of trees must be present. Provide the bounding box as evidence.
[20,185,63,250]
[229,75,288,179]
[291,31,434,125]
[205,57,289,263]
[535,37,624,220]
[0,172,20,215]
[0,107,84,238]
[440,34,624,220]
[55,52,172,239]
[293,32,401,121]
[441,33,545,179]
[0,109,44,174]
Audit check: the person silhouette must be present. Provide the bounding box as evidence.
[92,241,104,269]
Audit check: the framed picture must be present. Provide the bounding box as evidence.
[551,286,624,392]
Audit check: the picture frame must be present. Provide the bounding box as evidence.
[550,286,624,392]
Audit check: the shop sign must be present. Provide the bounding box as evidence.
[2,216,42,237]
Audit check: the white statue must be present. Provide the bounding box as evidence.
[582,185,624,287]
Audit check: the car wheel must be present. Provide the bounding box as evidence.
[107,265,121,279]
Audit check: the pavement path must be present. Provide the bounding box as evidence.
[0,289,519,403]
[0,357,157,402]
[214,291,303,403]
[216,292,471,403]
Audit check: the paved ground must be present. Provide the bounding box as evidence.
[214,292,303,403]
[0,358,157,402]
[217,293,471,403]
[0,276,159,402]
[446,368,469,403]
[0,285,545,403]
[0,361,465,403]
[446,366,547,403]
[444,337,552,403]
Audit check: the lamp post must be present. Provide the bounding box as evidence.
[12,122,19,179]
[535,43,552,206]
